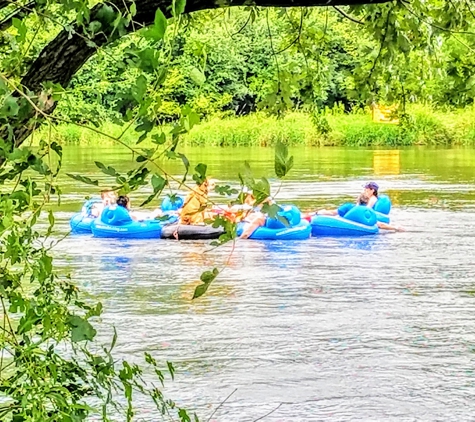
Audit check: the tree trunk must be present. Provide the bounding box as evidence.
[6,0,391,147]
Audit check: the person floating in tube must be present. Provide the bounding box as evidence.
[90,189,117,217]
[179,178,217,225]
[316,182,404,232]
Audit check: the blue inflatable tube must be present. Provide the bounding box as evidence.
[70,213,95,234]
[161,196,184,212]
[245,220,312,240]
[336,195,391,224]
[237,205,312,240]
[375,211,390,224]
[311,205,379,237]
[374,194,391,224]
[91,206,177,239]
[69,198,102,233]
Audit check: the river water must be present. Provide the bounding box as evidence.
[54,146,475,421]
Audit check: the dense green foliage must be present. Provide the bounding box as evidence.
[54,7,475,124]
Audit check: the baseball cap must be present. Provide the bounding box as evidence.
[364,181,379,191]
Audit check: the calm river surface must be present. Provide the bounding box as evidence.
[54,146,475,421]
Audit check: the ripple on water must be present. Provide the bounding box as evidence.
[52,187,475,420]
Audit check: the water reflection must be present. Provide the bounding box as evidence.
[373,150,400,175]
[100,255,133,273]
[331,236,382,251]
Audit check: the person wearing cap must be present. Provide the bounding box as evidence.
[317,181,379,217]
[315,182,404,231]
[362,181,379,208]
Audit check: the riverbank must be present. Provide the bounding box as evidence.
[38,106,475,147]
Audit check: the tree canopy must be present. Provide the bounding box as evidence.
[2,0,475,147]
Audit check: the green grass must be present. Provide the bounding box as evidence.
[34,121,143,146]
[34,105,475,147]
[182,112,319,147]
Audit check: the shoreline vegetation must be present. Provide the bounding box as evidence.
[37,105,475,147]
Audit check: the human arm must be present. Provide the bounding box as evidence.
[377,222,405,231]
[367,196,378,208]
[239,213,266,239]
[317,209,338,216]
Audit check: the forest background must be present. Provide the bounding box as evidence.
[19,6,475,147]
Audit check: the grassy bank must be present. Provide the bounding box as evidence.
[36,105,475,147]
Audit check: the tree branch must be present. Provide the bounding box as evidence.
[253,403,283,421]
[333,5,364,24]
[206,388,237,422]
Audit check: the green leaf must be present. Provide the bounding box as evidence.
[68,315,97,342]
[96,4,115,24]
[140,174,167,206]
[85,302,103,318]
[130,2,137,16]
[154,8,167,34]
[66,173,99,186]
[261,203,282,219]
[50,141,63,158]
[145,352,157,366]
[135,118,154,136]
[144,9,167,41]
[200,268,218,283]
[254,177,271,203]
[193,268,219,299]
[167,361,175,380]
[178,408,191,422]
[215,184,238,196]
[151,174,167,190]
[240,161,255,189]
[173,0,186,17]
[17,308,41,334]
[110,326,118,352]
[0,96,20,117]
[189,67,206,85]
[275,140,293,178]
[132,75,148,103]
[178,153,190,182]
[184,110,200,132]
[46,209,55,236]
[193,283,210,299]
[12,17,27,42]
[95,161,120,177]
[152,133,166,145]
[88,20,102,34]
[192,163,207,185]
